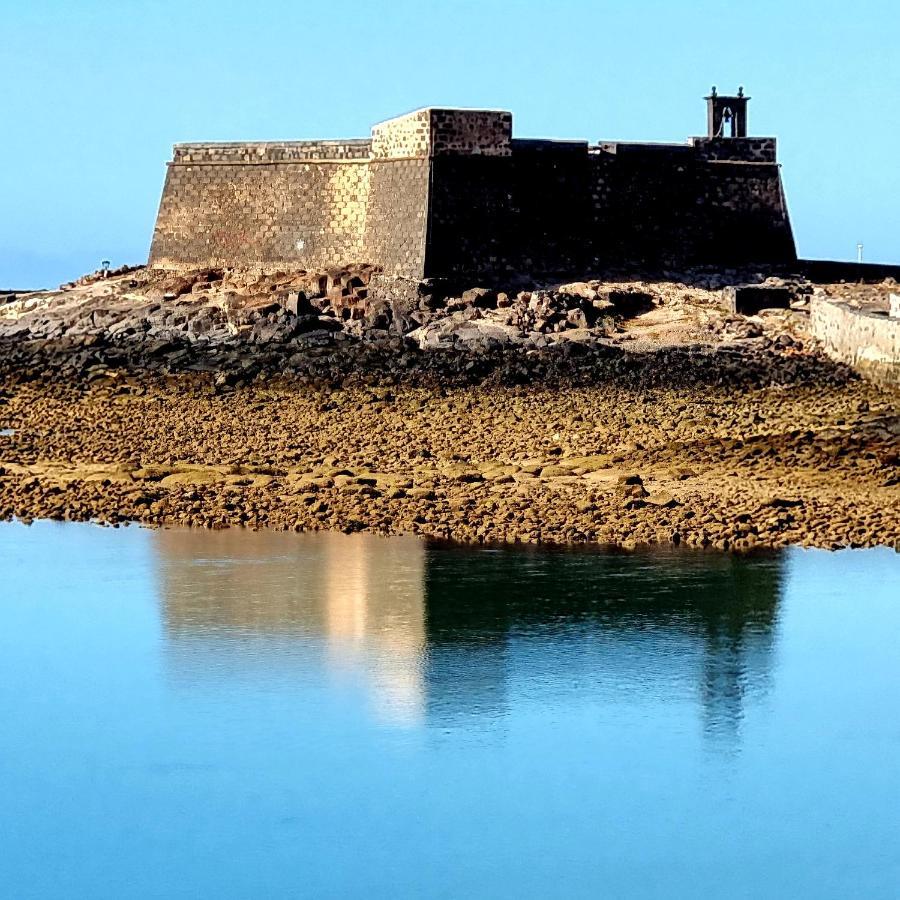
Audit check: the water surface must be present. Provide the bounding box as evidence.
[1,523,898,898]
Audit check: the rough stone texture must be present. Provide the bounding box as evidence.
[811,298,900,387]
[725,285,794,315]
[370,108,512,159]
[426,141,591,279]
[428,109,512,156]
[4,266,899,552]
[590,144,795,271]
[370,110,432,160]
[149,103,797,281]
[689,137,777,163]
[172,141,372,163]
[2,361,898,552]
[426,135,795,280]
[363,159,430,277]
[150,153,370,271]
[367,273,427,307]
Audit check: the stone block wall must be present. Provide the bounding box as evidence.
[148,106,797,281]
[371,110,432,160]
[149,108,513,278]
[364,158,430,277]
[811,298,900,387]
[425,140,590,279]
[429,109,512,156]
[149,141,372,271]
[689,137,777,163]
[172,141,372,163]
[370,108,512,159]
[589,142,795,269]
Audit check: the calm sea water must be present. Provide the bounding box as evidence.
[1,522,898,899]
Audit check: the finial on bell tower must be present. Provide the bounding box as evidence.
[705,86,750,138]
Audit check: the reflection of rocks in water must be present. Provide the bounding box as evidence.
[154,529,427,725]
[422,546,784,741]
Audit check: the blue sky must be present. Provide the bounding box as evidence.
[3,0,898,287]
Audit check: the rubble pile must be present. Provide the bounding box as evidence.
[0,265,831,389]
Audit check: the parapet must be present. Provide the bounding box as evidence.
[596,137,777,164]
[170,140,372,164]
[690,137,777,163]
[370,108,512,160]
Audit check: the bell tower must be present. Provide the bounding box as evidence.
[705,86,749,138]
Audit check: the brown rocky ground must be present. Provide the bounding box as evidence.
[0,352,897,552]
[0,265,897,551]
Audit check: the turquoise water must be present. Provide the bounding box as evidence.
[1,522,898,899]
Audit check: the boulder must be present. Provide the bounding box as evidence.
[556,282,601,301]
[462,287,497,308]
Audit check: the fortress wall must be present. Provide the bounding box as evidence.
[428,110,512,156]
[698,161,796,262]
[425,141,590,279]
[149,140,374,272]
[588,145,795,269]
[363,111,434,277]
[421,127,793,280]
[371,108,513,160]
[366,109,515,278]
[692,160,795,263]
[148,108,797,280]
[363,158,430,278]
[689,137,777,163]
[371,110,432,160]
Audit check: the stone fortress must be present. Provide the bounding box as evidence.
[149,89,797,281]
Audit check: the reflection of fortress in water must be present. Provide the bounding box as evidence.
[154,531,784,738]
[155,530,429,725]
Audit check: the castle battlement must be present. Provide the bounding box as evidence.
[149,93,796,279]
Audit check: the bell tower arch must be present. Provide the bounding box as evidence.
[706,86,750,138]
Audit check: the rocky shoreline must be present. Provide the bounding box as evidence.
[0,266,897,551]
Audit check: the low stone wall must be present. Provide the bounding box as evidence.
[811,298,900,387]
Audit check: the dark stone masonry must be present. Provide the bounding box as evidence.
[149,90,797,280]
